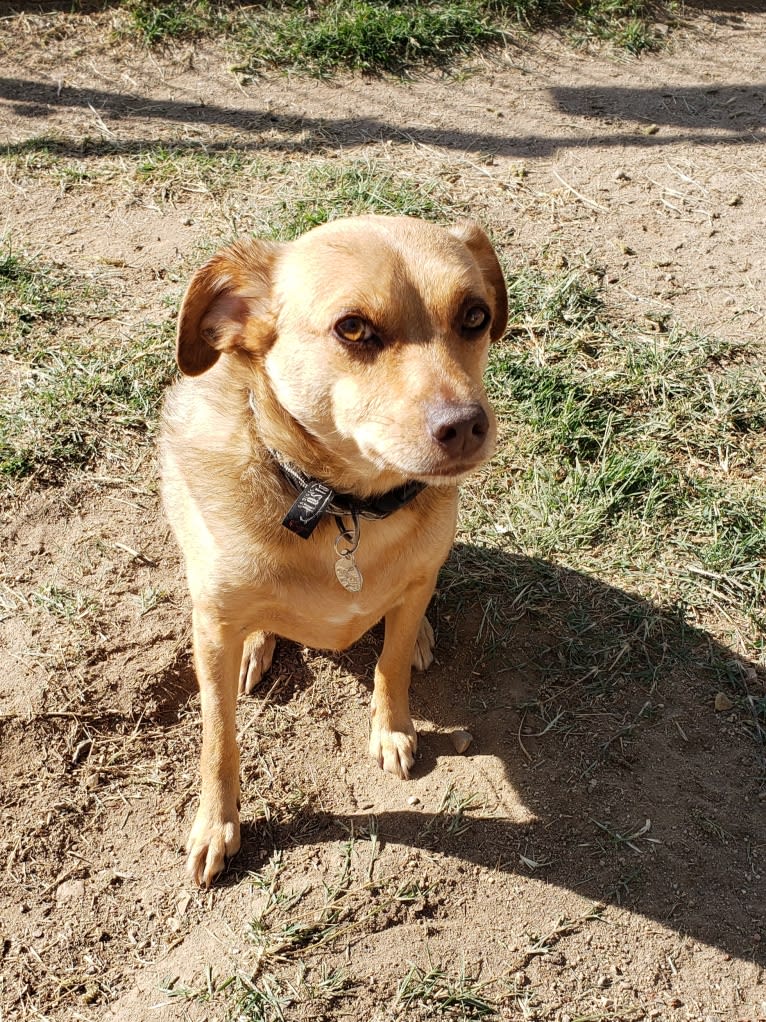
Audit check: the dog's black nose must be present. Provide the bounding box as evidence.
[427,402,489,460]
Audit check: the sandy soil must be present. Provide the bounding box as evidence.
[1,4,765,1020]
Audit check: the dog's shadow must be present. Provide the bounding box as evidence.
[235,542,765,965]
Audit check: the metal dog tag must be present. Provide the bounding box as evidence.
[335,554,363,593]
[334,512,364,592]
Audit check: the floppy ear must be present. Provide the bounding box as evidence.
[176,239,284,376]
[449,220,508,342]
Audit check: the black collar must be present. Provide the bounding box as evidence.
[269,448,427,540]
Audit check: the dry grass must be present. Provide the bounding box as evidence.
[1,24,764,1019]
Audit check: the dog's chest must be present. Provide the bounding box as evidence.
[247,514,443,649]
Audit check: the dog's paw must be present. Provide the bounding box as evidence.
[411,615,435,672]
[185,810,241,887]
[369,712,418,779]
[238,631,276,695]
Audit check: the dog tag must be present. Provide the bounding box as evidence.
[335,554,363,593]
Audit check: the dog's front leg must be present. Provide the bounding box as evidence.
[370,574,437,779]
[186,607,244,886]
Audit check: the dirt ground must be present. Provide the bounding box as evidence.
[1,4,765,1020]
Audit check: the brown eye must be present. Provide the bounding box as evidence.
[334,316,374,344]
[463,305,490,333]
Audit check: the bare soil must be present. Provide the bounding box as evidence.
[1,5,765,1020]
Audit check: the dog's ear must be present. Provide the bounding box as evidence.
[176,239,284,376]
[449,221,508,342]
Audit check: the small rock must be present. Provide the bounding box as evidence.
[450,730,473,755]
[727,195,743,207]
[614,169,631,182]
[642,123,660,135]
[167,917,181,932]
[56,879,85,903]
[714,692,734,712]
[407,795,421,806]
[176,893,192,916]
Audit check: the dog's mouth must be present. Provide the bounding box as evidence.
[365,448,492,488]
[414,460,489,484]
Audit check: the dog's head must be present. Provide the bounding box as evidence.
[176,215,507,492]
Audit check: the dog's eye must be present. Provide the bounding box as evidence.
[462,305,490,333]
[334,316,375,344]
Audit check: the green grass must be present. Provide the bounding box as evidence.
[452,260,766,676]
[121,0,673,68]
[4,137,269,202]
[396,960,496,1018]
[262,158,456,240]
[123,0,221,44]
[237,1,505,77]
[0,249,174,485]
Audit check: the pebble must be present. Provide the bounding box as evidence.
[407,795,420,806]
[450,730,473,755]
[56,879,85,903]
[714,692,734,712]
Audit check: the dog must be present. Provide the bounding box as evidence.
[160,214,507,886]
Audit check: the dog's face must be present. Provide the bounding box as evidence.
[177,215,507,488]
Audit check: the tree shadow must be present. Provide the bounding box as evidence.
[2,0,112,12]
[683,0,764,13]
[1,77,764,161]
[550,83,766,132]
[235,543,765,965]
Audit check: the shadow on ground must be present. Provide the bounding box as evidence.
[2,77,765,159]
[222,543,766,966]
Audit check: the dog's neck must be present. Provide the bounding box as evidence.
[245,383,426,542]
[269,442,425,522]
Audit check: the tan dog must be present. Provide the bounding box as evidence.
[160,215,507,885]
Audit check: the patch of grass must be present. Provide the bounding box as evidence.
[454,261,766,663]
[30,584,100,621]
[120,0,673,65]
[238,1,505,77]
[0,250,77,345]
[243,839,431,967]
[229,966,352,1021]
[565,0,667,54]
[133,145,265,197]
[262,158,455,240]
[0,248,174,485]
[396,960,496,1018]
[123,0,223,44]
[3,137,272,206]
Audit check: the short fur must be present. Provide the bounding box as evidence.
[160,215,507,885]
